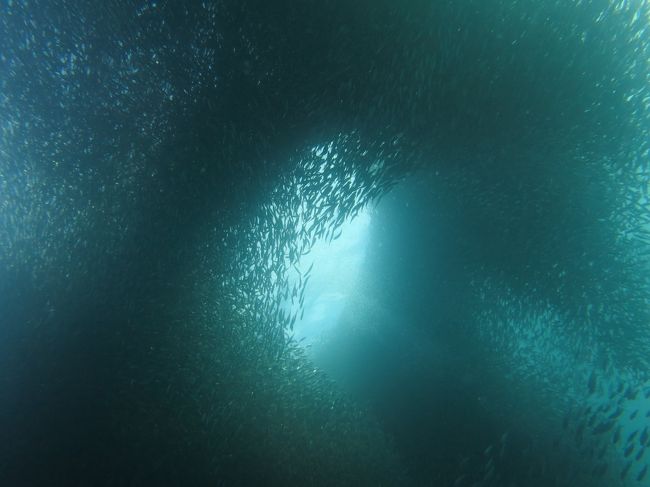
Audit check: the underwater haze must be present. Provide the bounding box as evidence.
[1,1,650,486]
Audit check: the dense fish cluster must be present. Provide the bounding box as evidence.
[455,282,650,486]
[0,0,649,486]
[218,132,410,358]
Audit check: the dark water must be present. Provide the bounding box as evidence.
[1,1,649,486]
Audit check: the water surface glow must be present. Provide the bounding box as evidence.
[288,208,372,349]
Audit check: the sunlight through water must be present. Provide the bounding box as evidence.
[287,209,372,350]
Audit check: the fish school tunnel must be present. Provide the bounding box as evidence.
[1,1,650,486]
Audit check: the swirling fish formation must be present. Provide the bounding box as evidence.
[0,0,649,486]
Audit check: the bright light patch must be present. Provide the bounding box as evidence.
[288,209,372,349]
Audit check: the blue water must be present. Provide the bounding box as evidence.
[1,1,649,486]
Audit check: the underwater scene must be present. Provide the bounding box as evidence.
[1,1,650,486]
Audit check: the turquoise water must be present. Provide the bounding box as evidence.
[1,1,649,486]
